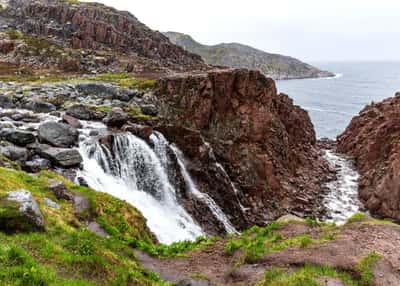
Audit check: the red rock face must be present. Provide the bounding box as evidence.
[338,93,400,222]
[157,69,331,225]
[7,0,207,73]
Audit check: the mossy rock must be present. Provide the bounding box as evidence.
[0,198,43,233]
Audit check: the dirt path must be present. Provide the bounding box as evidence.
[136,222,400,286]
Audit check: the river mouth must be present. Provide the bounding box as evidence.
[321,147,363,224]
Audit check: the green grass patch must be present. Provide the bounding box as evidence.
[259,265,359,286]
[130,236,219,258]
[225,222,339,264]
[0,167,167,285]
[347,213,368,224]
[357,251,381,286]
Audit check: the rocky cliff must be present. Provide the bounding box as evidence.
[338,93,400,222]
[157,69,332,225]
[0,0,207,74]
[164,31,334,80]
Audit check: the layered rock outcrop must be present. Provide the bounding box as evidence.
[1,0,207,73]
[338,93,400,222]
[157,69,331,225]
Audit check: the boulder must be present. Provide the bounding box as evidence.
[48,179,74,201]
[44,198,60,210]
[62,114,82,129]
[73,193,91,219]
[76,82,117,97]
[103,107,128,128]
[38,121,78,148]
[66,104,91,120]
[36,144,82,167]
[91,110,107,121]
[140,104,158,116]
[0,190,44,233]
[22,157,51,173]
[0,95,14,108]
[0,142,29,162]
[4,129,36,146]
[113,92,130,102]
[122,123,153,141]
[24,100,56,113]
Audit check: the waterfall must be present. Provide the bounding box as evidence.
[77,133,204,244]
[151,133,238,234]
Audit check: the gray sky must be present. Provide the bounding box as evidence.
[82,0,400,62]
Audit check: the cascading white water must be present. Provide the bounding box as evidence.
[323,150,362,224]
[151,131,238,234]
[77,133,204,244]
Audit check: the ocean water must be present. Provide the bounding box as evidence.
[276,61,400,139]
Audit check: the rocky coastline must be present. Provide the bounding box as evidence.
[0,0,398,285]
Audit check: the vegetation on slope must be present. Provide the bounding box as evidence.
[0,167,169,285]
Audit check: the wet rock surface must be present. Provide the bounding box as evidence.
[338,93,400,223]
[36,144,82,167]
[38,121,78,148]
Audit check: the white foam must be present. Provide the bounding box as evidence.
[77,133,204,244]
[323,150,362,224]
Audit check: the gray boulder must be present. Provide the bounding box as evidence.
[0,95,14,108]
[44,198,60,210]
[0,142,29,162]
[66,104,92,120]
[36,144,82,167]
[103,107,128,128]
[48,179,74,201]
[22,157,51,173]
[0,190,45,233]
[76,82,117,97]
[24,100,56,113]
[38,121,78,148]
[140,104,158,116]
[5,129,36,146]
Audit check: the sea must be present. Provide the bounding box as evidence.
[276,61,400,139]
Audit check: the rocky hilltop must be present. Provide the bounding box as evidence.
[0,0,207,74]
[338,93,400,223]
[164,31,334,80]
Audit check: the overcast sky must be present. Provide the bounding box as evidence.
[82,0,400,62]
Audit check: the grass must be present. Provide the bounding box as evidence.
[225,222,338,264]
[346,212,398,226]
[259,265,359,286]
[357,252,382,286]
[347,213,368,224]
[87,73,157,90]
[0,72,157,91]
[130,236,219,258]
[257,251,382,286]
[0,167,169,285]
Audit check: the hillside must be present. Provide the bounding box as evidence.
[0,0,207,75]
[164,31,334,80]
